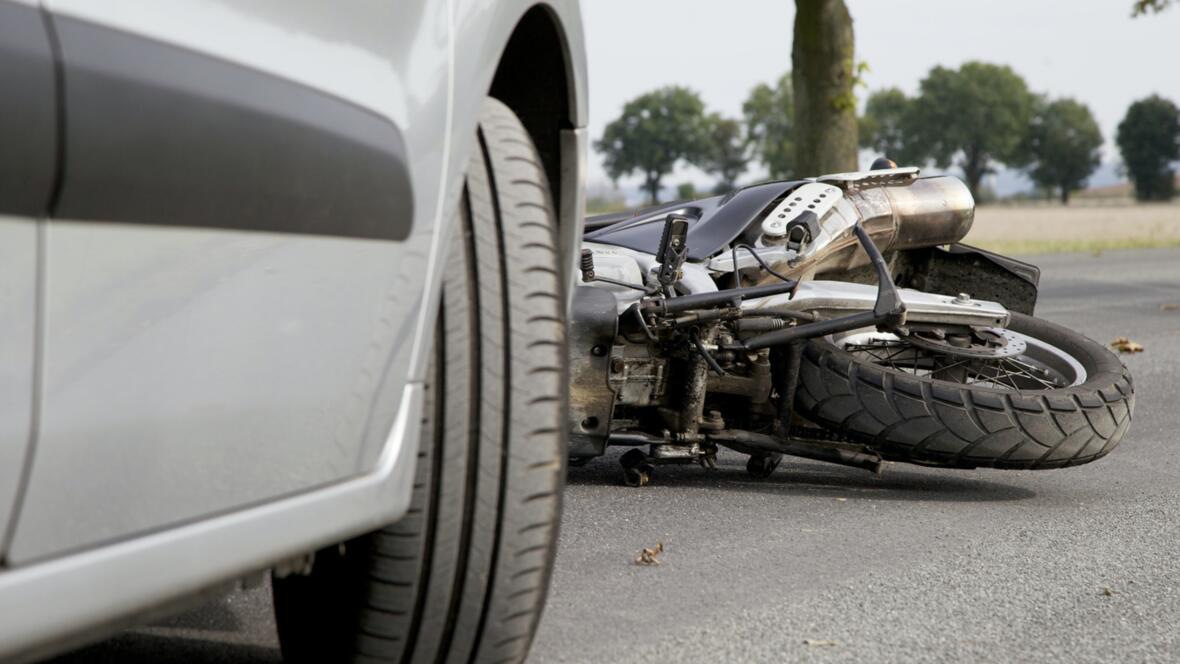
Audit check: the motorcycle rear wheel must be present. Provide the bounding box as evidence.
[795,312,1134,469]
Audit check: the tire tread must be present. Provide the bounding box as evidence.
[795,312,1134,469]
[272,97,565,664]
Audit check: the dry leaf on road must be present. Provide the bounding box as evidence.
[634,542,664,566]
[1161,303,1180,311]
[1110,337,1144,353]
[803,639,839,647]
[1101,586,1119,597]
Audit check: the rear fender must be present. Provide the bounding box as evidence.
[898,243,1040,316]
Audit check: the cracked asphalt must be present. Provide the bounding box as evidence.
[50,248,1180,663]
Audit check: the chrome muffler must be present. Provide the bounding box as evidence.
[848,173,975,251]
[766,169,975,280]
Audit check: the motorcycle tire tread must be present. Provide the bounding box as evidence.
[795,312,1133,469]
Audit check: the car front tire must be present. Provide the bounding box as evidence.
[272,97,566,664]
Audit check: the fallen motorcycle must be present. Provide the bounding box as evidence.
[569,165,1134,485]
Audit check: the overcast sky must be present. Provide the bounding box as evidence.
[580,0,1180,195]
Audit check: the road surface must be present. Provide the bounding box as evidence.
[51,248,1180,663]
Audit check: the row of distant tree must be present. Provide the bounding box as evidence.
[595,62,1180,205]
[860,63,1180,203]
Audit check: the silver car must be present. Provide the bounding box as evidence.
[0,1,586,661]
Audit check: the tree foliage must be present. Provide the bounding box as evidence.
[1116,95,1180,201]
[595,86,709,204]
[1133,0,1174,15]
[742,73,795,179]
[792,0,858,176]
[700,113,748,194]
[905,62,1036,200]
[858,87,918,164]
[1025,98,1104,203]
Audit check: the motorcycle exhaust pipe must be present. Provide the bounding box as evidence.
[861,174,976,251]
[784,175,975,281]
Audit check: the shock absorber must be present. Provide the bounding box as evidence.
[580,248,595,282]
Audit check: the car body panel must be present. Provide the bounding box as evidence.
[2,384,421,664]
[46,13,415,241]
[42,0,437,133]
[8,1,447,560]
[0,217,37,563]
[0,0,56,217]
[9,223,432,562]
[0,0,52,562]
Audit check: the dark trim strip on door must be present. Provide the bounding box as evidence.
[50,15,414,241]
[0,2,58,217]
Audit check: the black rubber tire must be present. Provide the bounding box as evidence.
[795,312,1134,469]
[272,98,566,664]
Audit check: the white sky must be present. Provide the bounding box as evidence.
[580,0,1180,194]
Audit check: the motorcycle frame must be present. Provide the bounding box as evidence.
[573,222,917,470]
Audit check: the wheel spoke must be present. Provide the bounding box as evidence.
[1002,358,1061,389]
[842,334,1070,392]
[972,362,1024,389]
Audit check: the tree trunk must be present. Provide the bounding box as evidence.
[644,172,661,205]
[961,147,986,202]
[792,0,858,177]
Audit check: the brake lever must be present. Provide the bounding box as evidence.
[851,223,906,323]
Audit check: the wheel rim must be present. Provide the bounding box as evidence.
[833,327,1088,390]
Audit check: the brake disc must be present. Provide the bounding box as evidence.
[905,327,1027,359]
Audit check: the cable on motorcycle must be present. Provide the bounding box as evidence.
[730,243,796,285]
[738,223,907,351]
[689,328,728,376]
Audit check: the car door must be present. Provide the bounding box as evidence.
[7,0,451,562]
[0,0,52,564]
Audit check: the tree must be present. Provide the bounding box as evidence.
[1133,0,1174,15]
[1116,95,1180,201]
[792,0,858,176]
[743,73,795,179]
[858,88,918,164]
[906,62,1036,200]
[595,86,710,204]
[1025,98,1104,204]
[700,114,748,193]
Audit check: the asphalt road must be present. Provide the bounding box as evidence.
[51,248,1180,663]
